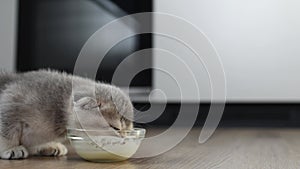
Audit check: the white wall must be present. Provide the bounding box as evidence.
[154,0,300,102]
[1,0,300,102]
[0,0,17,71]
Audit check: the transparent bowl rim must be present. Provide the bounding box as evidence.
[67,127,146,134]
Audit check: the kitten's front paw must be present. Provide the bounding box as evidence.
[1,146,29,160]
[37,142,68,156]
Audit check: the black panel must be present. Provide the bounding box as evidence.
[17,0,153,87]
[133,103,300,127]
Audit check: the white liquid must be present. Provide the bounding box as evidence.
[71,136,141,162]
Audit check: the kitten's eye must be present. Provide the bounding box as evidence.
[110,125,120,131]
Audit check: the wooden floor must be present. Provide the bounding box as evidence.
[2,128,300,169]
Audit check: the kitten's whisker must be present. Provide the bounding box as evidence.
[133,106,151,119]
[134,104,149,113]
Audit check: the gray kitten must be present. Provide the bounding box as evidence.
[0,70,133,160]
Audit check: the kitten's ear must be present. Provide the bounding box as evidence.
[74,97,99,110]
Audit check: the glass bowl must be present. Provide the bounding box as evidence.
[67,128,146,162]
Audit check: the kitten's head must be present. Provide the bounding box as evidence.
[73,87,133,133]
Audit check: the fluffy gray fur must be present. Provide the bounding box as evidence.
[0,70,133,160]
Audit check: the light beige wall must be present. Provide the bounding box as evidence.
[154,0,300,102]
[0,0,17,71]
